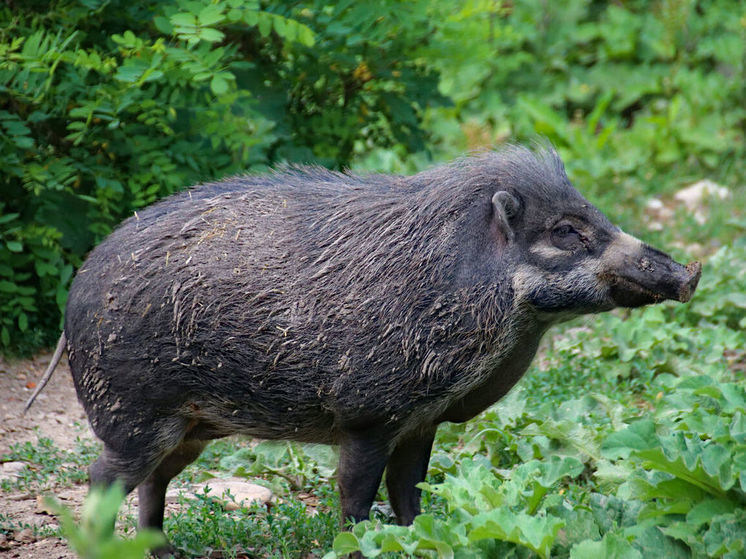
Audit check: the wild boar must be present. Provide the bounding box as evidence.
[26,144,701,553]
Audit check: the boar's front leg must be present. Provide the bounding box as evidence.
[385,428,436,526]
[337,432,390,525]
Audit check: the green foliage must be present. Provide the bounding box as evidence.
[326,457,581,558]
[45,484,165,559]
[219,440,337,492]
[165,485,339,558]
[427,0,746,181]
[0,433,100,490]
[0,513,55,539]
[0,0,448,354]
[361,0,746,240]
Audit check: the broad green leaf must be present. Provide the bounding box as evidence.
[0,212,19,225]
[570,533,642,559]
[257,13,272,37]
[210,74,229,95]
[198,5,224,27]
[686,499,737,526]
[469,508,563,558]
[332,532,359,554]
[170,13,197,28]
[200,28,225,44]
[601,420,657,460]
[634,446,731,498]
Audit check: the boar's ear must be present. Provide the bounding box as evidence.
[491,191,520,242]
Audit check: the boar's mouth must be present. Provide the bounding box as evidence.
[603,236,702,308]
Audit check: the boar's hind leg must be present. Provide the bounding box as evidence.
[337,434,390,525]
[385,429,436,526]
[138,440,207,531]
[88,445,160,494]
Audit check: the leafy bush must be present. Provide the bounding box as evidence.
[0,0,448,353]
[362,0,745,237]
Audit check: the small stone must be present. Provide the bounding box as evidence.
[35,494,56,515]
[674,179,731,224]
[185,478,273,510]
[0,461,27,482]
[674,179,730,208]
[14,528,35,543]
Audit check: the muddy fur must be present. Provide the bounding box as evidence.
[67,147,562,447]
[62,144,701,538]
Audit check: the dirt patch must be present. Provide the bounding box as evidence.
[1,352,88,559]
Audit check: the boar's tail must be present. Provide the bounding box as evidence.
[23,333,66,415]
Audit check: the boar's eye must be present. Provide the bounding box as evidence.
[551,223,583,251]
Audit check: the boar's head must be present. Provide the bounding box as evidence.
[485,147,701,321]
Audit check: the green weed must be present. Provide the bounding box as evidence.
[45,484,164,559]
[0,434,100,491]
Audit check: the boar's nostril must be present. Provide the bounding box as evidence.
[678,261,702,303]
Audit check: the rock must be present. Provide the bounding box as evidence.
[0,461,27,482]
[35,494,56,515]
[674,179,730,207]
[644,197,674,230]
[674,179,731,224]
[14,528,35,543]
[167,478,272,510]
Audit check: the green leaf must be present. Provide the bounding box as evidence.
[0,212,19,225]
[0,280,18,293]
[332,532,360,554]
[114,59,150,83]
[601,420,657,460]
[571,533,643,559]
[257,13,272,37]
[687,499,737,527]
[198,5,224,26]
[200,28,225,43]
[153,15,172,34]
[6,241,23,252]
[170,13,198,28]
[297,25,315,47]
[469,508,563,558]
[210,74,229,95]
[634,446,731,498]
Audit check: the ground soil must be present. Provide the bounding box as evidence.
[0,351,89,559]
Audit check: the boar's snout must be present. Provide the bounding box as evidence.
[602,233,702,308]
[677,261,702,302]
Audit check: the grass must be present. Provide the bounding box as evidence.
[0,513,57,539]
[0,432,100,492]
